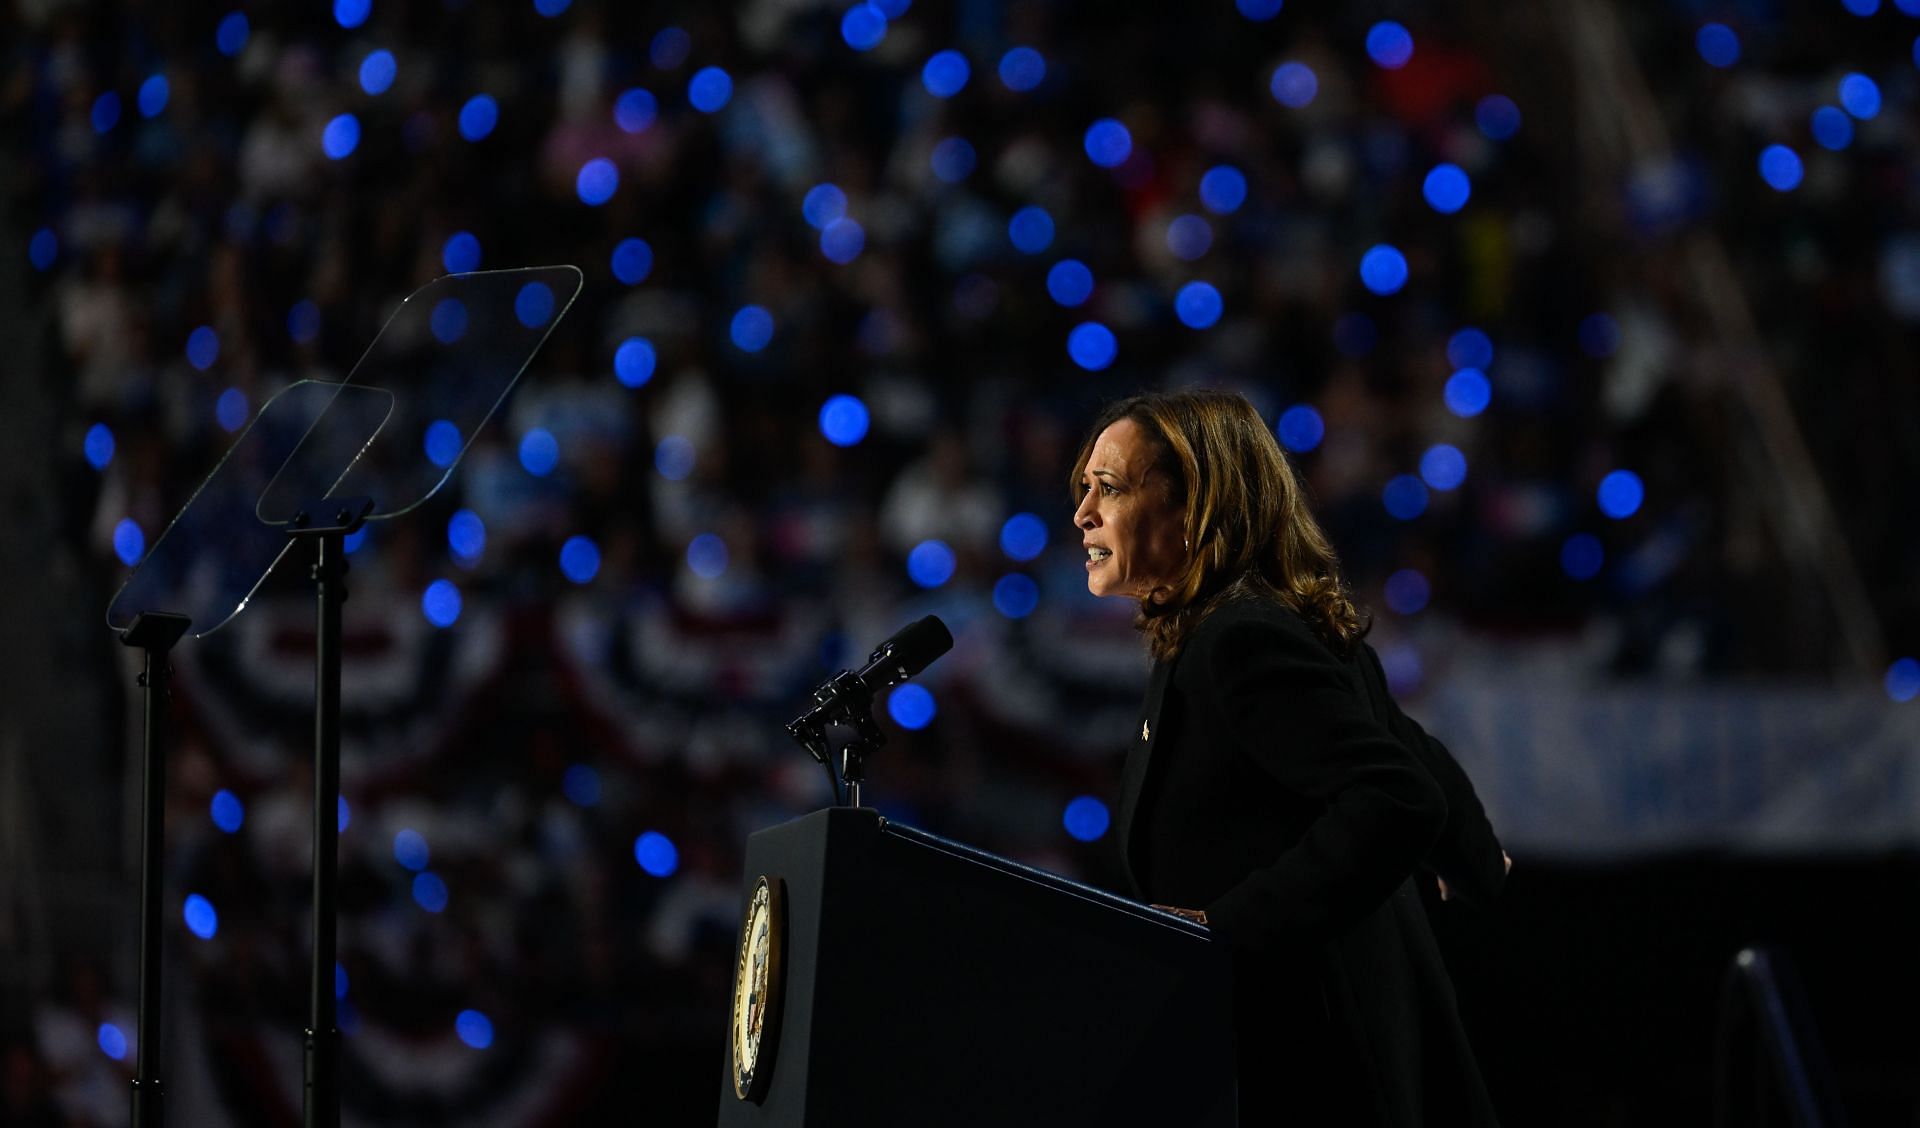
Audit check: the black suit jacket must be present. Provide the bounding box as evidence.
[1115,595,1505,1127]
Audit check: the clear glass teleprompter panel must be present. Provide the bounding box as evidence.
[106,266,583,639]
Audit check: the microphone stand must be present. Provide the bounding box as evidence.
[785,671,887,809]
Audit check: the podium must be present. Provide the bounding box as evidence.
[717,808,1237,1127]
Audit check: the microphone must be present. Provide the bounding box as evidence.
[787,616,953,761]
[851,615,953,696]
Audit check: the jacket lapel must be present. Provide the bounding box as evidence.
[1115,657,1174,898]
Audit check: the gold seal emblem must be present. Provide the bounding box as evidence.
[730,876,785,1102]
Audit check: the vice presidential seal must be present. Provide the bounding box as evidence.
[729,875,785,1102]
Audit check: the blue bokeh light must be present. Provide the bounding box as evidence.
[339,796,351,831]
[1068,322,1117,371]
[98,1024,129,1060]
[288,300,320,343]
[1696,22,1740,68]
[1167,214,1212,260]
[1047,259,1093,307]
[1839,73,1882,119]
[29,227,57,271]
[1199,165,1248,214]
[424,419,462,467]
[687,533,729,578]
[84,423,114,470]
[1886,657,1920,702]
[999,513,1048,561]
[1270,61,1318,107]
[655,436,695,480]
[343,527,368,555]
[458,95,498,141]
[210,789,244,833]
[184,893,218,940]
[1083,118,1133,168]
[560,535,601,584]
[562,764,601,807]
[1844,0,1880,12]
[1366,21,1415,69]
[113,518,145,566]
[1759,145,1802,192]
[334,0,370,29]
[448,509,485,560]
[634,831,679,877]
[1476,94,1521,140]
[803,183,848,229]
[393,829,429,872]
[614,87,657,133]
[1382,474,1430,520]
[576,158,618,205]
[1561,532,1604,580]
[1277,405,1324,452]
[819,394,870,446]
[614,337,656,387]
[322,114,360,160]
[456,1010,494,1050]
[931,137,975,182]
[1424,164,1471,214]
[1009,206,1055,254]
[1384,569,1431,615]
[611,237,652,284]
[821,218,866,264]
[1812,106,1854,150]
[888,683,936,730]
[138,75,170,117]
[841,4,888,51]
[1420,444,1467,490]
[535,0,571,16]
[186,325,219,370]
[1579,313,1621,358]
[215,387,248,432]
[731,305,774,352]
[336,962,349,998]
[90,92,120,134]
[216,12,249,57]
[422,580,462,627]
[1360,245,1409,295]
[1597,469,1645,518]
[923,50,970,97]
[411,872,448,912]
[359,50,396,96]
[688,66,733,112]
[1237,0,1284,20]
[992,573,1039,619]
[515,281,555,328]
[1175,281,1223,329]
[1063,796,1110,841]
[442,231,480,274]
[651,27,691,69]
[1444,368,1491,417]
[999,47,1046,91]
[519,429,559,476]
[1449,327,1494,369]
[907,540,957,588]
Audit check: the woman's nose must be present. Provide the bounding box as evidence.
[1074,495,1096,529]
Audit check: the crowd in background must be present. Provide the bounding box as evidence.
[7,0,1919,1122]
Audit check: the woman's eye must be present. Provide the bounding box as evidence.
[1101,482,1118,496]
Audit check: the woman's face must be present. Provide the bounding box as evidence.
[1074,419,1187,601]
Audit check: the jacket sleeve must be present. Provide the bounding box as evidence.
[1362,645,1508,906]
[1197,616,1449,948]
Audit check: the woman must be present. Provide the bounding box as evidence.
[1071,390,1509,1127]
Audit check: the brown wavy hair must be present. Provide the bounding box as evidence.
[1070,389,1367,661]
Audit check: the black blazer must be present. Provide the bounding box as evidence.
[1115,594,1505,1127]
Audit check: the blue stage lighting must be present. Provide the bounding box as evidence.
[424,420,462,467]
[614,88,657,133]
[1276,405,1324,452]
[534,0,571,17]
[1009,206,1055,253]
[687,533,728,577]
[1579,313,1620,358]
[803,183,847,229]
[888,684,936,730]
[84,423,114,470]
[335,0,370,29]
[338,796,351,831]
[650,27,691,69]
[1384,569,1430,614]
[113,519,145,566]
[342,527,368,555]
[183,893,218,939]
[322,114,360,160]
[519,429,559,476]
[993,573,1039,618]
[448,509,485,560]
[1366,21,1414,69]
[819,394,870,446]
[1843,0,1880,14]
[999,47,1046,91]
[1270,61,1317,107]
[288,300,320,343]
[821,218,866,263]
[1424,164,1471,214]
[90,92,119,134]
[211,789,244,833]
[575,158,617,205]
[98,1024,129,1060]
[842,4,888,51]
[1597,469,1644,518]
[1886,657,1920,702]
[359,50,395,95]
[1811,106,1854,150]
[515,281,555,328]
[216,387,248,432]
[923,50,969,97]
[1360,245,1408,295]
[458,95,498,141]
[1839,73,1881,119]
[1445,369,1490,417]
[1000,513,1048,561]
[562,764,601,806]
[689,67,732,112]
[655,435,695,480]
[138,75,169,117]
[411,872,448,912]
[1199,165,1247,214]
[1047,259,1093,307]
[930,137,975,182]
[1167,214,1212,260]
[393,829,429,872]
[442,231,480,274]
[1236,0,1283,20]
[634,831,679,876]
[1175,281,1223,329]
[456,1011,494,1049]
[431,298,468,344]
[29,227,56,271]
[216,12,249,57]
[1448,327,1494,369]
[1083,119,1132,168]
[1476,94,1521,140]
[560,536,600,583]
[1420,444,1467,490]
[1758,145,1802,191]
[615,337,656,387]
[1068,322,1117,371]
[1696,23,1739,68]
[731,305,774,352]
[611,237,652,284]
[1382,474,1429,520]
[1561,533,1604,580]
[907,540,956,588]
[1063,796,1110,841]
[185,325,219,370]
[422,580,461,627]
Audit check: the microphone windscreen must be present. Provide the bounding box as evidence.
[883,615,953,678]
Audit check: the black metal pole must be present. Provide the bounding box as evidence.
[305,527,345,1128]
[119,610,192,1128]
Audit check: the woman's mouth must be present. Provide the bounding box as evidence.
[1086,546,1112,570]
